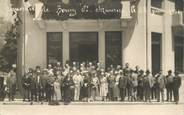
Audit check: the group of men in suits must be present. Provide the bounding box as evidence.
[20,62,182,104]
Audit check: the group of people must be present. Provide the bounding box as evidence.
[0,62,182,105]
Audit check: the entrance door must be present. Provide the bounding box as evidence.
[69,32,98,63]
[175,36,184,72]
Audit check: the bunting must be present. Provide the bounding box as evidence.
[41,0,122,20]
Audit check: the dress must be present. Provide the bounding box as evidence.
[53,81,61,101]
[73,74,82,101]
[91,77,99,98]
[113,75,120,98]
[100,76,108,97]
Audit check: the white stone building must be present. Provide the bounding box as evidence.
[17,0,184,75]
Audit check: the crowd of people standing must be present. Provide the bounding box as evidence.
[0,62,182,105]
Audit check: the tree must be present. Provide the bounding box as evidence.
[0,28,17,72]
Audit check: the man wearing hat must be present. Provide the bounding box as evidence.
[35,66,44,102]
[137,70,144,101]
[22,68,32,101]
[119,70,127,101]
[6,67,17,101]
[42,69,49,101]
[143,70,154,102]
[155,70,166,102]
[173,71,181,104]
[165,70,174,102]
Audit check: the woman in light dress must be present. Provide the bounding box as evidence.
[100,71,108,101]
[53,78,61,103]
[113,71,120,101]
[91,73,100,101]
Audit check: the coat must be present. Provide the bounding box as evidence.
[165,75,174,89]
[157,75,166,89]
[108,75,115,88]
[119,76,127,89]
[81,75,91,98]
[6,71,17,93]
[143,74,154,88]
[22,74,31,89]
[35,75,44,90]
[132,73,138,87]
[63,77,74,102]
[30,76,37,91]
[173,76,181,89]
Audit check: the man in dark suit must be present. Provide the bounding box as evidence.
[165,70,174,102]
[119,71,127,101]
[30,71,37,103]
[173,71,181,104]
[0,72,6,101]
[6,69,17,101]
[35,70,44,102]
[137,70,144,101]
[22,69,32,101]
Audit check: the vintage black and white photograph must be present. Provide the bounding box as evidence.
[0,0,184,115]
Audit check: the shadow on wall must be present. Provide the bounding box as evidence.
[123,1,140,49]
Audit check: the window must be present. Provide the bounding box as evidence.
[175,0,184,11]
[69,32,98,63]
[151,0,163,9]
[175,36,184,72]
[152,32,162,75]
[47,32,63,65]
[105,31,122,69]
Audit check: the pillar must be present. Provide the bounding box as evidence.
[98,31,105,68]
[63,31,69,65]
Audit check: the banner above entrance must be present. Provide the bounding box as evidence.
[41,0,122,20]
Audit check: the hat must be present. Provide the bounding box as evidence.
[168,70,172,73]
[139,70,144,74]
[146,70,150,74]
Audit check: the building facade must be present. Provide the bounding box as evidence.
[19,0,184,75]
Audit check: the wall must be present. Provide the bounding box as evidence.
[147,0,175,74]
[25,11,129,69]
[123,0,147,70]
[25,8,46,70]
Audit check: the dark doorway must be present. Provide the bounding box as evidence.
[69,32,98,63]
[175,36,184,72]
[151,32,162,75]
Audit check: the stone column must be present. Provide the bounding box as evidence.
[63,31,70,65]
[98,31,105,68]
[163,0,175,74]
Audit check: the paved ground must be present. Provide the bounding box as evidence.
[0,80,184,115]
[0,103,184,115]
